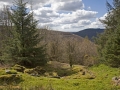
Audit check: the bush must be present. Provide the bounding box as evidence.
[83,55,98,67]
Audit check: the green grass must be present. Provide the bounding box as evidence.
[0,62,120,90]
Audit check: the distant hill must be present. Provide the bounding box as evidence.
[72,28,104,41]
[38,29,84,42]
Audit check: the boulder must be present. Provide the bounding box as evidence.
[112,76,120,86]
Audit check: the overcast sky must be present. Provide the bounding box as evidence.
[0,0,113,32]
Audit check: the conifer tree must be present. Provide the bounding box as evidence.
[3,0,47,67]
[96,0,120,67]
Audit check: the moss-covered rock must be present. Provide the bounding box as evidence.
[24,66,46,77]
[5,69,17,74]
[0,70,6,75]
[85,74,96,79]
[12,64,25,73]
[24,69,34,74]
[0,74,23,85]
[33,66,46,75]
[0,69,17,76]
[24,69,38,76]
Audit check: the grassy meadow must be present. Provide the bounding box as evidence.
[0,61,120,90]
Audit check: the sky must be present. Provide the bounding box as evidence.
[0,0,113,32]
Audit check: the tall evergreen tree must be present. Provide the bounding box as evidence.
[96,0,120,67]
[2,0,47,67]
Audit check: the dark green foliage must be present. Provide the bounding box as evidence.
[103,25,120,67]
[2,0,47,67]
[95,0,120,67]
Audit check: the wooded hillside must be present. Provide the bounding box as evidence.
[38,28,98,66]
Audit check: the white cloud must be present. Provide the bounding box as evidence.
[51,0,84,11]
[51,10,97,25]
[99,13,107,20]
[0,0,104,32]
[89,19,102,28]
[34,7,59,18]
[78,20,91,25]
[61,20,91,29]
[72,10,97,19]
[87,13,107,29]
[0,1,9,10]
[61,24,71,29]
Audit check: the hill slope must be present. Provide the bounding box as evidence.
[73,28,104,41]
[38,29,97,65]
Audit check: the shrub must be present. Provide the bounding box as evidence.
[83,56,98,67]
